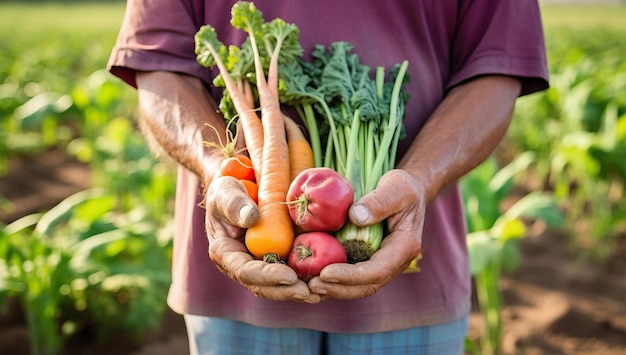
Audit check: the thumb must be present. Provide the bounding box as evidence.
[348,170,414,226]
[207,176,259,227]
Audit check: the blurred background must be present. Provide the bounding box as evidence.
[0,1,625,354]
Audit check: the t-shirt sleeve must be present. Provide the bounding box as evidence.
[107,0,211,88]
[447,0,549,96]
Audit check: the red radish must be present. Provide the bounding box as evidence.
[286,167,354,232]
[287,232,347,281]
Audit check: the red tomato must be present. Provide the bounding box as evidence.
[287,232,347,281]
[221,154,255,181]
[286,167,354,232]
[239,179,258,204]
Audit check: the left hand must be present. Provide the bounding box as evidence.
[307,169,425,300]
[205,176,321,303]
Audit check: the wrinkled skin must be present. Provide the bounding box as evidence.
[308,170,424,300]
[137,71,521,303]
[204,170,422,303]
[204,176,320,303]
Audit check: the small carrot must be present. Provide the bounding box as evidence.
[222,154,255,181]
[239,179,258,204]
[283,114,314,182]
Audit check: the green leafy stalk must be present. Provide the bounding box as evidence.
[279,41,410,262]
[196,1,304,125]
[366,60,409,192]
[195,24,253,123]
[333,59,409,262]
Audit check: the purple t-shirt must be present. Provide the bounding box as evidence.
[108,0,548,333]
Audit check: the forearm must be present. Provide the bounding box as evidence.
[398,75,522,203]
[135,71,227,185]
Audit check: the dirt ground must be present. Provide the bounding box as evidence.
[1,151,625,355]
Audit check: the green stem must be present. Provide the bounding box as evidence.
[315,97,345,172]
[366,61,409,192]
[475,261,502,355]
[299,104,323,167]
[344,108,362,198]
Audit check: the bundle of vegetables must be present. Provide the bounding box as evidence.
[194,1,410,267]
[279,44,410,263]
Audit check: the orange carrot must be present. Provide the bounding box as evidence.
[243,15,295,261]
[239,179,258,204]
[244,92,294,261]
[283,114,314,182]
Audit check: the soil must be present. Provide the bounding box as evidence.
[1,150,625,355]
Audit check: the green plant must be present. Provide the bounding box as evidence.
[461,154,563,355]
[0,188,173,355]
[0,2,175,352]
[508,29,626,258]
[1,213,69,355]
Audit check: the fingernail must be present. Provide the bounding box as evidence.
[352,205,370,224]
[239,204,255,225]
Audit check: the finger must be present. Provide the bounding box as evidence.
[349,170,416,226]
[313,258,394,287]
[209,237,299,286]
[310,231,421,290]
[248,282,322,303]
[236,259,300,286]
[207,176,259,227]
[209,238,320,303]
[307,262,387,300]
[309,279,380,300]
[205,207,246,241]
[208,234,253,274]
[215,243,322,302]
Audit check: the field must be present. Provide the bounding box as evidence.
[1,2,626,355]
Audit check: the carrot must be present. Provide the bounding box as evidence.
[221,154,255,181]
[196,3,303,261]
[244,104,293,260]
[283,114,314,182]
[239,179,258,204]
[232,2,295,261]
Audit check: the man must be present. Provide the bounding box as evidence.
[108,1,548,353]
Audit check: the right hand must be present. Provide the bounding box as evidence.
[204,176,322,304]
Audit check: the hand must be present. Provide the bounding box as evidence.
[205,176,322,303]
[307,169,425,300]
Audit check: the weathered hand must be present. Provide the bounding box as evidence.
[308,169,425,300]
[205,176,322,303]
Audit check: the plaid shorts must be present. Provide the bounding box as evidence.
[184,313,469,355]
